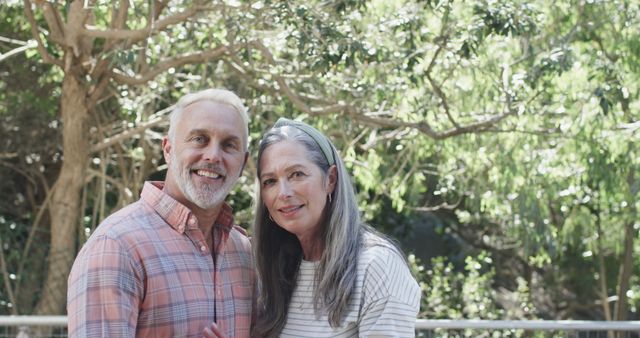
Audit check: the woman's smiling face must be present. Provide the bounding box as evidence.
[259,139,336,245]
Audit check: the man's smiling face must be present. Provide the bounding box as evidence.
[163,100,247,211]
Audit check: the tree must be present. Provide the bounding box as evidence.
[419,0,639,320]
[0,2,62,316]
[5,0,637,319]
[20,0,237,315]
[18,0,536,315]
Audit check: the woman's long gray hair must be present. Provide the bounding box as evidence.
[253,124,363,337]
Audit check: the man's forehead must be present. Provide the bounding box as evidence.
[183,99,237,114]
[175,101,247,144]
[185,101,244,125]
[184,127,240,136]
[180,116,247,145]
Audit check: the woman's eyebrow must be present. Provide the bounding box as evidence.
[260,164,306,179]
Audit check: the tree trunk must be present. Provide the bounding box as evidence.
[613,223,634,321]
[613,170,637,322]
[34,72,89,315]
[610,221,634,338]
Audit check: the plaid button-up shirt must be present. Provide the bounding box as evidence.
[67,181,257,338]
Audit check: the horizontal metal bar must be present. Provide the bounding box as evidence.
[415,319,640,331]
[0,316,67,326]
[0,317,639,331]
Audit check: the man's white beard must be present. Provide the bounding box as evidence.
[170,151,240,210]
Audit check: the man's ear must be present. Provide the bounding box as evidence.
[327,165,338,194]
[162,136,172,165]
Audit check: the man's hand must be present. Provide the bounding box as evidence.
[203,322,228,338]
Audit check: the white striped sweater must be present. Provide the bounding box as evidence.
[280,245,421,337]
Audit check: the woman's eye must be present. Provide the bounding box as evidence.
[262,178,275,187]
[291,171,305,178]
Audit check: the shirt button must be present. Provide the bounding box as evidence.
[178,225,185,232]
[200,245,207,252]
[189,218,196,225]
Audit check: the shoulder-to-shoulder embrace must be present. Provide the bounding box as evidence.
[68,90,420,338]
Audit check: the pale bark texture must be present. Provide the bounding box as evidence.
[35,73,90,315]
[24,0,95,314]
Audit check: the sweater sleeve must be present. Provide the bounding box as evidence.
[359,246,421,338]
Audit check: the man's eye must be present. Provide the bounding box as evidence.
[224,142,239,150]
[192,136,206,144]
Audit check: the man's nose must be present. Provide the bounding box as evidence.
[203,143,222,163]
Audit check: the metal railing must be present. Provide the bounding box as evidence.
[0,316,639,337]
[416,319,640,338]
[0,316,66,338]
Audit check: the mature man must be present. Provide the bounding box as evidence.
[67,89,256,337]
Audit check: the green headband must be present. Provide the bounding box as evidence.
[273,118,336,166]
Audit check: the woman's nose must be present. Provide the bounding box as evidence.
[277,180,293,199]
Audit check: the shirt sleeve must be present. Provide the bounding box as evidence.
[251,261,260,327]
[359,247,421,338]
[67,235,143,338]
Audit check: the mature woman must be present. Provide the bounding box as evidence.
[249,118,421,337]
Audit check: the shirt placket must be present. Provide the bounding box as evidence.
[213,226,228,332]
[181,214,230,333]
[183,215,209,254]
[183,215,218,322]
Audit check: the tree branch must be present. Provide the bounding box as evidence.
[86,168,126,193]
[23,0,63,67]
[0,153,18,159]
[15,177,54,299]
[0,235,18,315]
[65,0,93,57]
[99,0,129,53]
[0,40,37,62]
[426,71,459,129]
[414,196,464,212]
[228,40,518,140]
[87,74,113,109]
[111,0,129,30]
[153,0,171,20]
[39,0,66,45]
[345,109,516,140]
[110,46,227,85]
[247,40,355,116]
[91,108,171,153]
[81,3,208,47]
[423,26,457,130]
[0,36,31,45]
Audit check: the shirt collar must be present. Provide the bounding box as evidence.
[140,181,235,234]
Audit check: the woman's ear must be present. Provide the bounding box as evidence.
[327,165,338,194]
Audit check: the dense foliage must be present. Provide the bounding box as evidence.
[0,0,638,322]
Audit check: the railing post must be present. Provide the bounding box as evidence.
[16,325,30,338]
